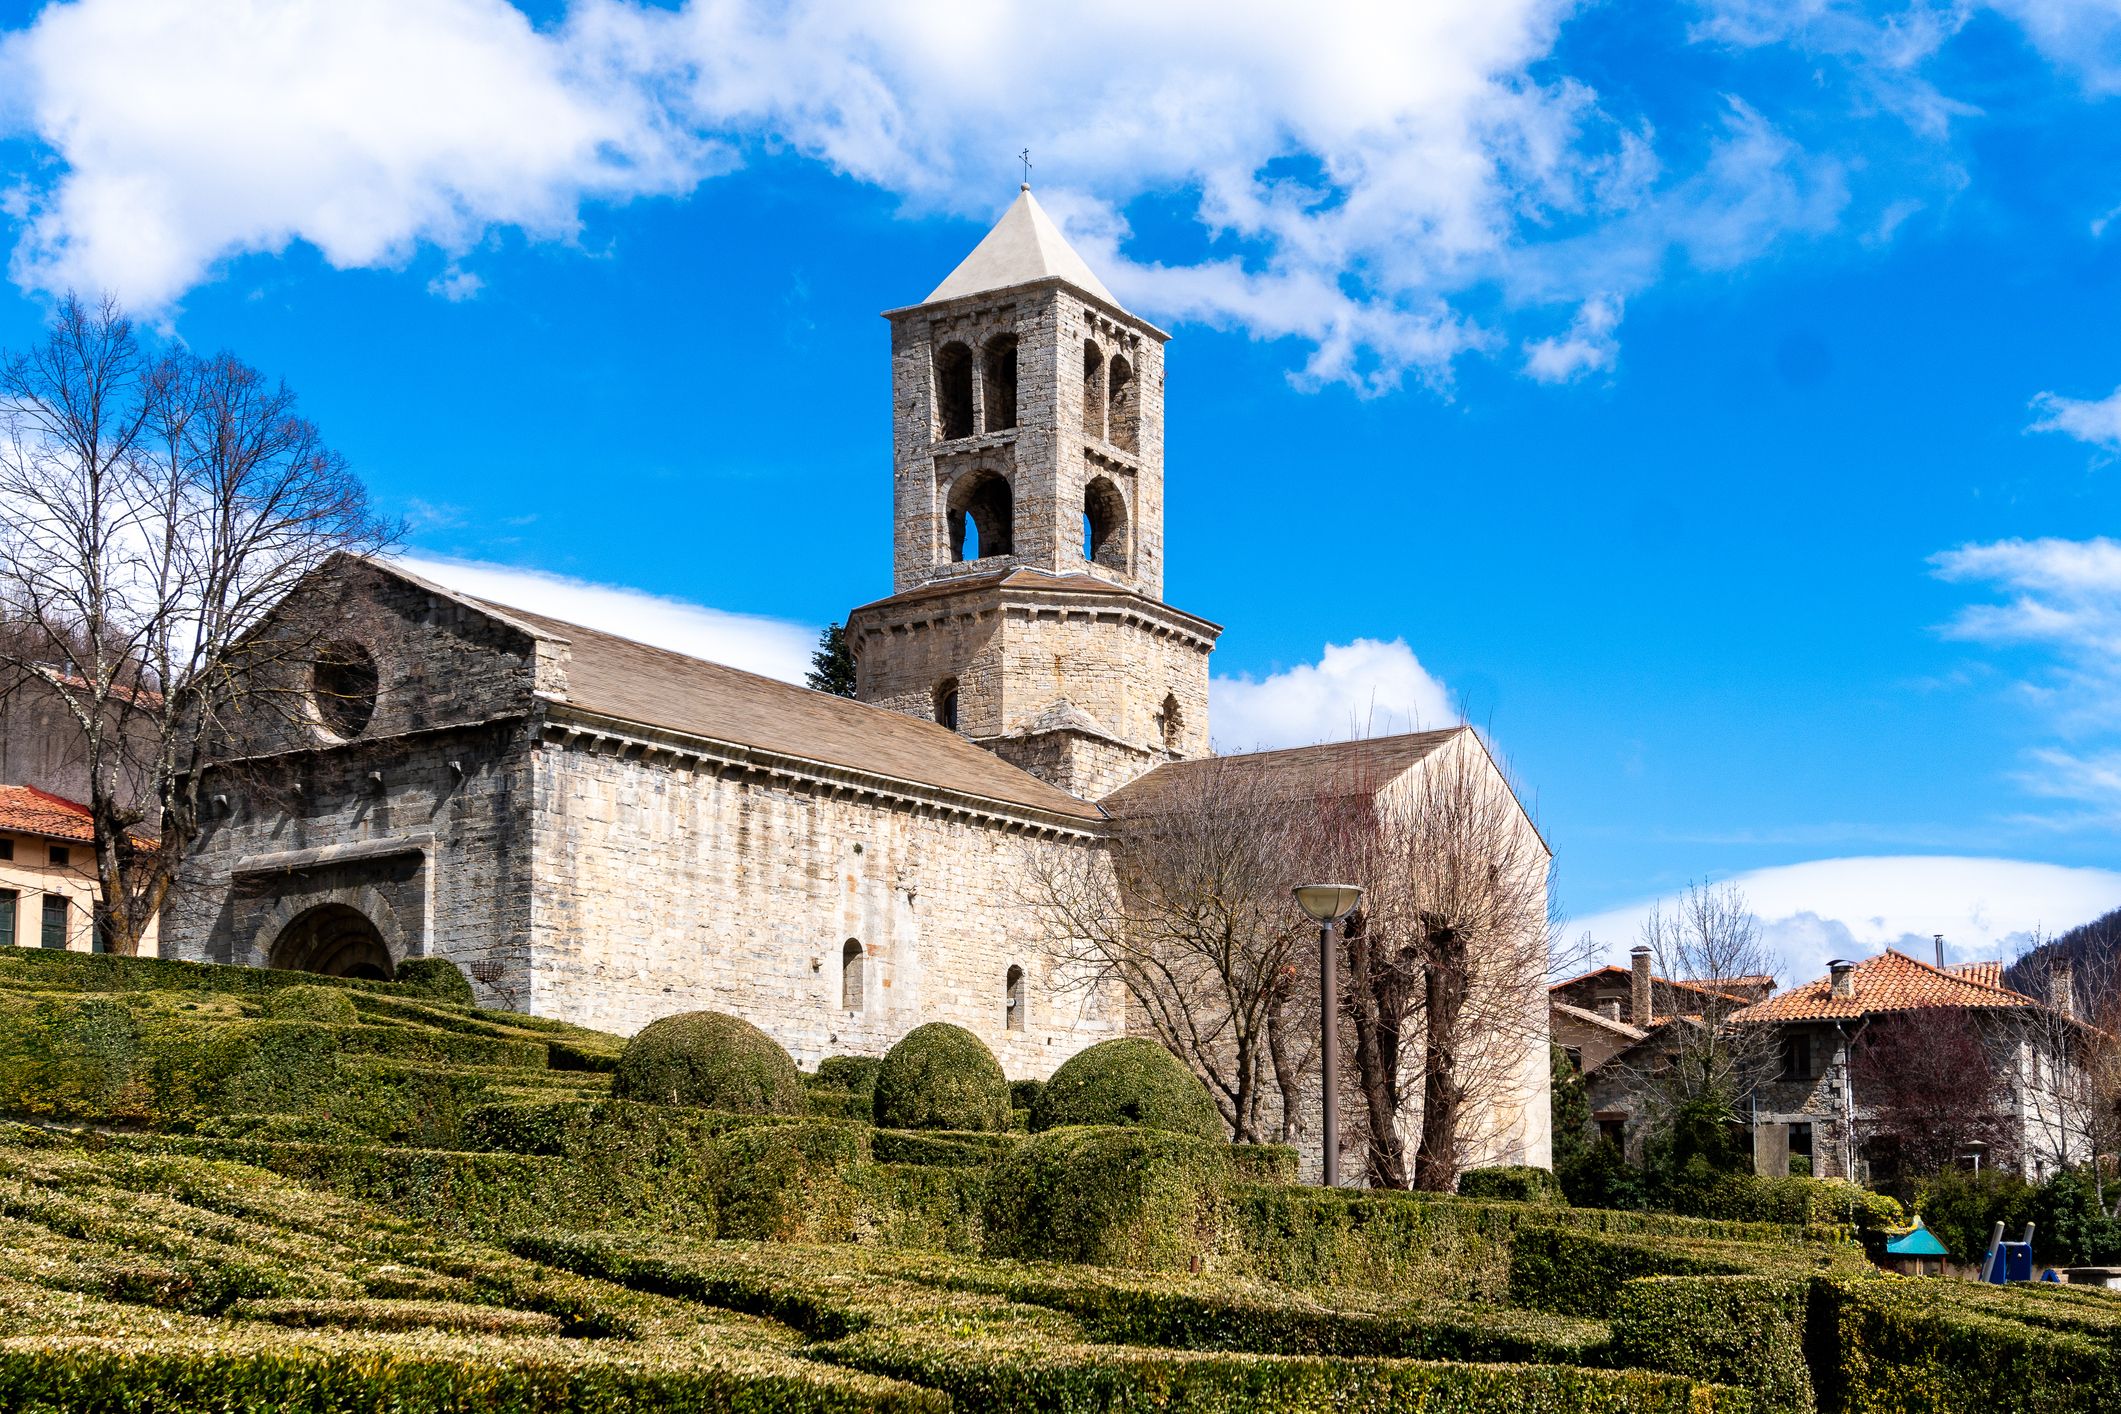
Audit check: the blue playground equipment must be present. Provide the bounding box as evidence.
[1980,1221,2037,1284]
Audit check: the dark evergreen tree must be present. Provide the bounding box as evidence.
[805,622,857,697]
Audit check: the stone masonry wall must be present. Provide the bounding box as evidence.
[526,723,1127,1075]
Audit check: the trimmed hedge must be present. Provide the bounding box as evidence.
[1609,1275,1813,1414]
[393,957,475,1006]
[1824,1276,2121,1413]
[610,1011,803,1115]
[870,1129,1021,1168]
[1029,1038,1225,1142]
[1460,1165,1564,1205]
[871,1024,1011,1133]
[1229,1144,1299,1184]
[262,985,361,1025]
[814,1056,882,1096]
[982,1126,1236,1272]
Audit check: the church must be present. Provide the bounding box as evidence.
[162,186,1552,1168]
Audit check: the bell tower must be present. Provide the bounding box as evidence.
[846,186,1219,800]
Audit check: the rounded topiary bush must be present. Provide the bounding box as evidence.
[261,984,359,1025]
[871,1022,1010,1132]
[1030,1037,1224,1141]
[982,1125,1235,1271]
[1458,1164,1565,1205]
[394,957,475,1005]
[612,1011,804,1115]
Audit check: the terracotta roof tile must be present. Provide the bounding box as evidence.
[1550,1000,1647,1041]
[1734,949,2037,1024]
[0,784,95,844]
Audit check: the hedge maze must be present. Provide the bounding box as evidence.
[1,946,2117,1412]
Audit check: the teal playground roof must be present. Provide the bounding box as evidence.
[1885,1216,1949,1257]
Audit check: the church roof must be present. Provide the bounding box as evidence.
[1103,729,1463,813]
[924,186,1122,309]
[464,597,1104,824]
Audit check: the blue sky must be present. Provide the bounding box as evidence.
[2,0,2118,978]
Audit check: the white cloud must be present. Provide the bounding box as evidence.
[1523,294,1622,383]
[0,0,1862,390]
[1579,855,2121,987]
[426,267,484,302]
[1931,537,2121,820]
[395,554,816,685]
[0,0,712,310]
[2029,383,2121,452]
[1210,638,1455,753]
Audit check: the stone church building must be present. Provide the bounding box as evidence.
[163,187,1552,1169]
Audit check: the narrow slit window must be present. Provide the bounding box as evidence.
[841,938,865,1012]
[1005,964,1025,1031]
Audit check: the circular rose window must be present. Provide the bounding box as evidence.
[312,641,379,739]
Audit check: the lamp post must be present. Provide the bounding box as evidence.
[1293,883,1363,1187]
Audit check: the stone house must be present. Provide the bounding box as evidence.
[0,784,157,955]
[159,186,1553,1170]
[1577,947,2091,1182]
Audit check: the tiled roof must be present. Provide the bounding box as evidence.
[1733,949,2038,1024]
[1947,961,2004,989]
[474,601,1105,823]
[1549,965,1758,1009]
[1551,1000,1647,1041]
[0,784,95,844]
[1102,729,1463,814]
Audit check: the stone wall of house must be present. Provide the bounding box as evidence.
[524,721,1127,1074]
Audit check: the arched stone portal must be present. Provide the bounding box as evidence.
[269,903,395,980]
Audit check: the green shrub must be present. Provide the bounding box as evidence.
[1609,1275,1813,1414]
[1009,1078,1045,1112]
[1507,1228,1737,1316]
[982,1125,1235,1272]
[262,986,360,1025]
[871,1024,1010,1133]
[1230,1144,1298,1184]
[815,1056,882,1095]
[1029,1038,1224,1142]
[870,1130,1020,1167]
[1665,1171,1902,1241]
[391,956,476,1005]
[1459,1165,1564,1205]
[610,1011,803,1115]
[1824,1276,2121,1413]
[804,1088,874,1120]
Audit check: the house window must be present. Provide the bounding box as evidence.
[49,845,69,868]
[1788,1122,1814,1177]
[1595,1115,1626,1147]
[1005,964,1025,1031]
[41,895,68,950]
[0,890,14,947]
[841,938,865,1012]
[0,838,13,860]
[1782,1033,1816,1082]
[934,679,960,732]
[1562,1046,1584,1072]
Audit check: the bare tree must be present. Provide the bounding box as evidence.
[1850,1007,2016,1182]
[1317,732,1557,1191]
[2017,945,2121,1215]
[0,295,393,955]
[1019,756,1315,1143]
[1624,881,1781,1133]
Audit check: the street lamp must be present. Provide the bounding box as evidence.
[1293,883,1364,1187]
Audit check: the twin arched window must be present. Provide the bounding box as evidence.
[936,336,1019,440]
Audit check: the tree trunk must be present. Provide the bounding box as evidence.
[1414,925,1468,1192]
[1344,912,1409,1188]
[1265,975,1303,1144]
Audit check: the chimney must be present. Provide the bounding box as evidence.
[2052,960,2075,1021]
[1933,933,1945,969]
[1828,959,1857,1001]
[1597,997,1623,1023]
[1630,945,1653,1026]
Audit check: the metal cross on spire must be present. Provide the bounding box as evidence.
[1019,148,1032,187]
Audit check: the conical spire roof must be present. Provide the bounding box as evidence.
[924,186,1121,309]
